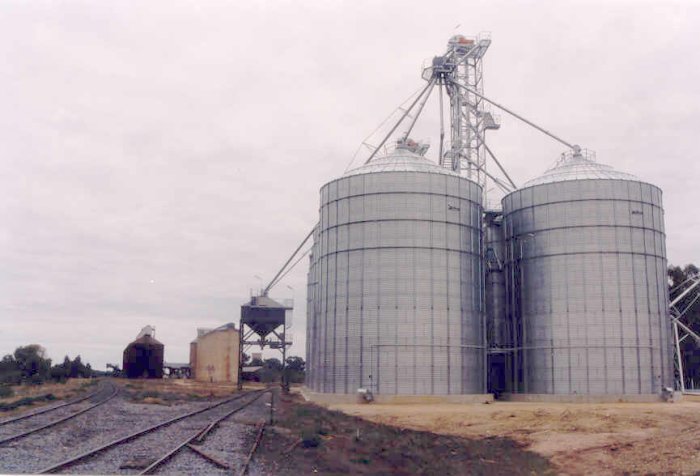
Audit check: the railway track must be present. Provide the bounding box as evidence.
[0,380,119,446]
[39,388,273,475]
[0,382,104,428]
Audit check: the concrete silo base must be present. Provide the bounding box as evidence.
[499,393,670,403]
[300,387,494,405]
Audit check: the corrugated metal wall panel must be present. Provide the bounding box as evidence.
[307,170,485,395]
[502,179,673,395]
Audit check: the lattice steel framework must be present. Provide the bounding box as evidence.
[447,35,491,185]
[422,34,498,190]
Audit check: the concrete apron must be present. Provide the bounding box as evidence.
[299,387,685,404]
[300,387,495,405]
[499,392,677,403]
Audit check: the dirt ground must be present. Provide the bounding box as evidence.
[328,394,700,475]
[255,391,554,475]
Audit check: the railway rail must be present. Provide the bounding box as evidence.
[39,387,273,474]
[0,383,104,428]
[0,381,119,446]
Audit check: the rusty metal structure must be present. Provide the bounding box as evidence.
[238,295,292,389]
[122,327,164,379]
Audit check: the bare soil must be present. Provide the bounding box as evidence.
[329,394,700,475]
[254,391,554,475]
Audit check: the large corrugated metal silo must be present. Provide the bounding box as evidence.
[502,150,673,396]
[306,143,485,395]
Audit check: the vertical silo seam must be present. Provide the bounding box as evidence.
[629,203,642,394]
[429,211,435,394]
[617,252,626,394]
[583,241,590,395]
[459,179,465,393]
[344,250,350,393]
[550,252,556,394]
[641,198,654,393]
[376,220,381,394]
[359,177,366,389]
[599,251,609,394]
[446,212,452,394]
[334,185,339,393]
[394,230,398,394]
[562,251,569,394]
[640,203,658,392]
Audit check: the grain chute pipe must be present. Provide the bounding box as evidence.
[458,152,512,193]
[402,78,436,141]
[266,246,312,293]
[364,78,436,165]
[448,80,577,151]
[482,140,517,189]
[262,227,315,296]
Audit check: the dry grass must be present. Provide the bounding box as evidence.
[329,397,700,475]
[115,378,257,398]
[115,378,266,404]
[0,379,97,415]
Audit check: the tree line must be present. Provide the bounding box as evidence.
[242,354,305,384]
[0,345,94,388]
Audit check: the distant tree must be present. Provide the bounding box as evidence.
[250,357,264,367]
[284,356,306,384]
[0,354,21,385]
[242,353,251,365]
[263,358,283,372]
[285,356,305,373]
[69,355,83,378]
[13,345,51,384]
[1,348,97,386]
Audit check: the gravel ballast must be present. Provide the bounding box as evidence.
[0,383,266,475]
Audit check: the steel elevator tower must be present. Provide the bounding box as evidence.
[423,34,500,191]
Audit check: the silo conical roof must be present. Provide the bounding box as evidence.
[343,148,460,177]
[523,150,638,187]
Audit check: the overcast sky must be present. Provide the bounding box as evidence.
[1,0,698,371]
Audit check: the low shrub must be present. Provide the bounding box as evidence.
[0,385,14,398]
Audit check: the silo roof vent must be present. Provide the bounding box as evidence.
[523,149,638,187]
[344,147,460,178]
